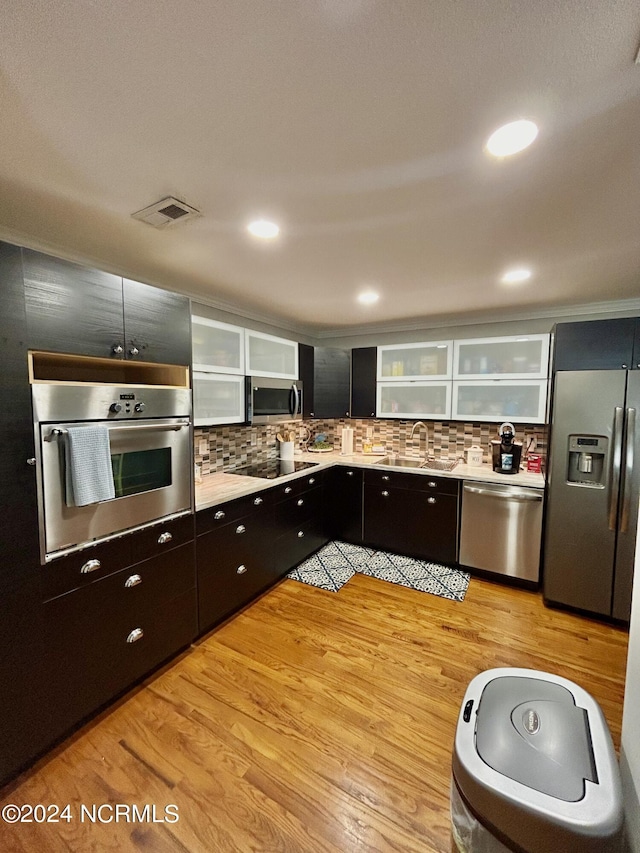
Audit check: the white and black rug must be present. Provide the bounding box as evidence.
[287,540,470,602]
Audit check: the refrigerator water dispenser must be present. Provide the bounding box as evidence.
[567,435,607,487]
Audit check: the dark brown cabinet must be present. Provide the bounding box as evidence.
[324,466,363,543]
[363,469,459,564]
[350,347,377,418]
[272,473,327,576]
[553,318,640,372]
[299,344,351,418]
[23,248,191,364]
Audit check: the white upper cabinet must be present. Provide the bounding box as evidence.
[245,330,298,379]
[377,340,453,381]
[452,380,548,423]
[453,334,550,380]
[192,316,245,375]
[193,372,245,426]
[377,381,452,419]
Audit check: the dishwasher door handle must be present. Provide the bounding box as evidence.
[463,484,543,502]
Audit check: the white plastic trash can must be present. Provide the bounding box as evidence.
[451,668,624,853]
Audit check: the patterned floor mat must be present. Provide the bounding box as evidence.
[288,540,470,601]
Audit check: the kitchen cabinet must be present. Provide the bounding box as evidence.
[363,468,459,564]
[22,248,191,364]
[553,318,639,372]
[196,491,277,633]
[351,347,377,418]
[324,466,363,543]
[245,329,298,379]
[44,544,197,736]
[452,379,547,423]
[377,340,453,380]
[192,316,245,374]
[193,372,246,425]
[453,334,549,379]
[271,472,327,575]
[377,381,452,419]
[299,344,351,418]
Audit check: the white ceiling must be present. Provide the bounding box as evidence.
[1,1,640,334]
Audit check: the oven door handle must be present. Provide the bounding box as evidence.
[46,422,190,441]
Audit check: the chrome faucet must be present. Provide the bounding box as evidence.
[410,420,429,458]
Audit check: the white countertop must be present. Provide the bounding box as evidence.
[195,450,545,511]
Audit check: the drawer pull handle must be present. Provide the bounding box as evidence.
[157,531,173,544]
[346,471,354,477]
[382,475,390,481]
[214,510,226,520]
[308,477,315,484]
[253,497,263,505]
[381,490,389,497]
[427,496,436,504]
[427,481,437,488]
[236,564,247,574]
[297,498,304,506]
[126,628,144,644]
[236,524,246,534]
[284,486,293,494]
[125,574,142,588]
[297,531,305,538]
[80,558,101,574]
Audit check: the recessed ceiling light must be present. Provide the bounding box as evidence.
[357,290,379,305]
[501,267,533,285]
[485,120,538,158]
[247,219,280,239]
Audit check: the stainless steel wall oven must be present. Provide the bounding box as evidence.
[32,382,192,562]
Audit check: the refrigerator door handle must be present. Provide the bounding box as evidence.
[620,407,636,533]
[609,407,624,531]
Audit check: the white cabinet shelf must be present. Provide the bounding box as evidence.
[377,340,453,381]
[377,382,452,419]
[245,330,298,379]
[193,372,245,426]
[452,380,547,423]
[453,334,549,380]
[192,317,245,375]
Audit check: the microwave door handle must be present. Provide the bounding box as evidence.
[609,406,624,530]
[290,384,299,417]
[620,407,636,533]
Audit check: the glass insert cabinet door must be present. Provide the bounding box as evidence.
[453,334,550,379]
[191,316,245,375]
[245,330,298,379]
[452,380,547,423]
[377,341,453,380]
[377,382,452,419]
[193,373,245,426]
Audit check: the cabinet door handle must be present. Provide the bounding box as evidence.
[126,628,144,644]
[157,531,173,544]
[236,524,246,534]
[129,345,140,356]
[253,497,263,505]
[26,457,36,466]
[125,574,142,588]
[427,481,437,488]
[80,558,101,574]
[284,486,293,494]
[214,510,226,520]
[381,490,389,497]
[622,363,628,369]
[427,496,437,504]
[346,471,354,477]
[308,477,315,485]
[297,498,304,506]
[236,564,247,574]
[382,475,390,481]
[112,343,124,355]
[297,530,305,538]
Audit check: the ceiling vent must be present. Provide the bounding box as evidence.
[131,197,202,228]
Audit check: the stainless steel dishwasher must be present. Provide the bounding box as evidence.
[459,481,544,582]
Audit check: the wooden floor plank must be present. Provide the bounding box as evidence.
[0,573,628,852]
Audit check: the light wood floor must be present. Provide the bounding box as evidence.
[0,573,629,852]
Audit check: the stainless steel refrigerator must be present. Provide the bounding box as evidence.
[543,369,639,621]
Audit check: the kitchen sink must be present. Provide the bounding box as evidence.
[375,455,460,472]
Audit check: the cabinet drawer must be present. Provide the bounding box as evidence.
[196,489,274,535]
[274,518,327,576]
[129,514,194,565]
[41,534,132,601]
[274,485,323,530]
[364,468,459,495]
[271,470,323,502]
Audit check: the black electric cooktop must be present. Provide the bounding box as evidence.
[229,460,318,480]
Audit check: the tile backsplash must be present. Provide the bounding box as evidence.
[194,419,547,475]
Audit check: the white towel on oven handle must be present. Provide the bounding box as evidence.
[64,425,116,507]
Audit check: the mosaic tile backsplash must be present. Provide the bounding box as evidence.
[194,419,548,475]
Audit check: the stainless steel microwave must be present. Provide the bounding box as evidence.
[246,377,303,425]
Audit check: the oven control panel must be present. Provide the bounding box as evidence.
[31,384,191,422]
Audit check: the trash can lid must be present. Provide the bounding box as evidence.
[476,675,597,801]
